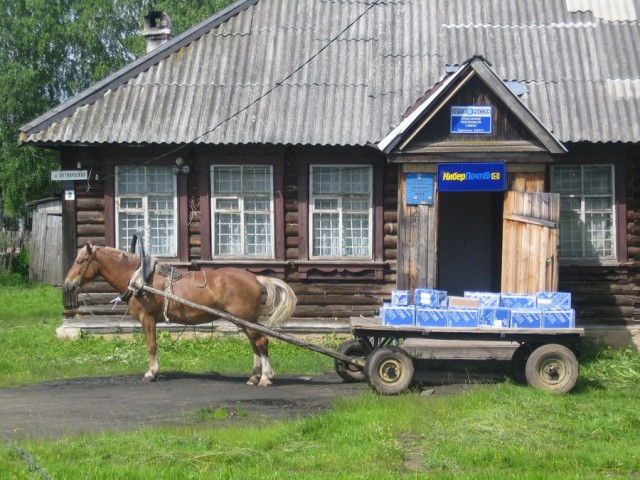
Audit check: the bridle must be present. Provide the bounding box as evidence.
[76,248,97,285]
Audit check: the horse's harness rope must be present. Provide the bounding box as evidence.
[162,266,175,323]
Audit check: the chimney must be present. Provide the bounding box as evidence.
[142,11,174,53]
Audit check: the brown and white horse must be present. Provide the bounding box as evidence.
[63,243,297,386]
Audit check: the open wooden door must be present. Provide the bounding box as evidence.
[501,191,560,293]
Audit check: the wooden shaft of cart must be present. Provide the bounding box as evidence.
[142,285,365,368]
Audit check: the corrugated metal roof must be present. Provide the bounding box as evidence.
[20,0,640,146]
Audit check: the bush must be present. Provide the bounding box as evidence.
[11,247,30,278]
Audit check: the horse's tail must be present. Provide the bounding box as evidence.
[256,276,297,327]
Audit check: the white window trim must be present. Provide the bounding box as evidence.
[552,164,616,261]
[210,165,275,259]
[114,166,178,257]
[309,164,373,260]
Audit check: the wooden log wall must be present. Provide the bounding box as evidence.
[559,149,640,325]
[72,148,399,330]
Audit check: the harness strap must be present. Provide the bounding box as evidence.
[162,266,175,323]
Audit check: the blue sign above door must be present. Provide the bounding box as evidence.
[437,162,506,192]
[450,106,492,134]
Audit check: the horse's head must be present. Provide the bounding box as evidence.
[63,243,99,293]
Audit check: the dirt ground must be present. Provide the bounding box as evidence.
[0,364,508,441]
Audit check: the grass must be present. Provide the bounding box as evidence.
[0,276,336,388]
[1,275,640,478]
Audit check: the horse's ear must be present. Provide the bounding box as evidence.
[85,242,93,255]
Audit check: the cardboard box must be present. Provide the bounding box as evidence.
[464,291,501,307]
[416,308,447,327]
[447,308,479,328]
[500,293,537,309]
[543,309,576,328]
[382,305,415,326]
[536,292,572,309]
[510,309,542,329]
[414,289,448,308]
[478,307,511,328]
[447,296,479,308]
[391,290,411,306]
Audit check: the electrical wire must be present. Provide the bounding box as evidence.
[96,0,383,183]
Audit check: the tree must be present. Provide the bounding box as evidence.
[0,0,233,219]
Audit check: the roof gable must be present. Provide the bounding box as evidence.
[379,57,566,155]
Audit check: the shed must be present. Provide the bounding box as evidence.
[27,198,63,285]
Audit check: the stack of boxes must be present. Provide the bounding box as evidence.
[381,289,575,329]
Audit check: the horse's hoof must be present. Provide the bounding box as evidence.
[246,376,260,385]
[258,378,272,387]
[143,374,157,382]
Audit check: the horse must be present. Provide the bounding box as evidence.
[62,243,297,386]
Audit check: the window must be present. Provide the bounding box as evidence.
[115,166,177,256]
[309,165,372,259]
[211,165,274,258]
[550,165,616,260]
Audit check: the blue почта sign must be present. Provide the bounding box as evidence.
[451,106,492,134]
[437,162,506,192]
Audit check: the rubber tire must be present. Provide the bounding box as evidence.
[510,344,532,385]
[334,339,366,383]
[364,346,414,395]
[524,344,579,394]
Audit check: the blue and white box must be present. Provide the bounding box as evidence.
[382,305,415,326]
[414,289,448,308]
[464,291,501,307]
[500,293,537,309]
[391,290,411,306]
[447,308,479,328]
[543,309,576,328]
[478,307,511,328]
[416,308,448,327]
[536,292,572,309]
[510,309,542,329]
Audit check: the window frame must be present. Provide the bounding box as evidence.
[308,164,374,260]
[210,164,275,260]
[295,156,385,281]
[550,163,618,263]
[113,165,179,257]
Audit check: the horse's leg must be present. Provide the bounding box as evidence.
[243,328,263,385]
[141,315,160,382]
[245,328,274,387]
[243,328,274,386]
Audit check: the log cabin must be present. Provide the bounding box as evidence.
[19,0,640,348]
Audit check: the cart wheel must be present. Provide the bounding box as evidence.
[510,344,532,385]
[364,346,414,395]
[525,344,579,394]
[334,339,366,383]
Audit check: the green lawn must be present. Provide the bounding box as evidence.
[1,275,640,479]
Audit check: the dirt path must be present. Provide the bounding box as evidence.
[0,372,368,440]
[0,364,507,440]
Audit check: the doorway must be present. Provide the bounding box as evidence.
[437,191,503,296]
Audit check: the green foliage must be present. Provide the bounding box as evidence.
[10,246,30,277]
[0,0,234,216]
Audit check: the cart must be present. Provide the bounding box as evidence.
[333,317,585,394]
[142,285,584,395]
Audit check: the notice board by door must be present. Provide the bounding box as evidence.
[501,191,560,293]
